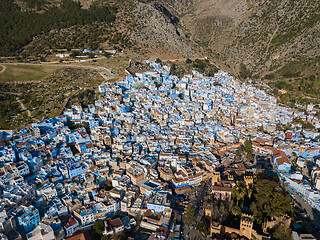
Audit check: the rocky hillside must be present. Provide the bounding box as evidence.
[112,0,200,58]
[161,0,320,78]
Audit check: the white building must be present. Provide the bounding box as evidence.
[68,163,88,178]
[27,223,55,240]
[17,163,30,177]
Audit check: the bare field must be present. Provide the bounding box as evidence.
[0,64,67,83]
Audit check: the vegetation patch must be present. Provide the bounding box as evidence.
[169,58,218,78]
[0,0,116,56]
[0,67,104,129]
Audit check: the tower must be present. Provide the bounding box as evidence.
[239,213,253,239]
[211,172,221,186]
[244,175,254,188]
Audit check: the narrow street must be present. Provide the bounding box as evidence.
[285,185,320,237]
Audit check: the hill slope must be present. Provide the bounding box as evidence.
[164,0,320,78]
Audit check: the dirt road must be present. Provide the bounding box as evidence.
[0,65,6,74]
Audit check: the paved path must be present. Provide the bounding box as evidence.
[285,184,320,238]
[287,186,314,219]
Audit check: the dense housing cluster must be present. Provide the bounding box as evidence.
[0,62,320,240]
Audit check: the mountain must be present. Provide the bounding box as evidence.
[1,0,319,79]
[113,0,200,58]
[157,0,320,78]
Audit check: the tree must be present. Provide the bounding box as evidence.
[272,224,292,240]
[212,199,231,223]
[204,65,218,77]
[250,202,263,224]
[70,51,79,58]
[185,58,192,64]
[193,59,206,72]
[232,181,247,205]
[155,58,162,64]
[250,178,292,224]
[183,204,196,226]
[170,63,177,75]
[247,187,253,199]
[101,180,113,191]
[244,139,252,153]
[196,221,210,235]
[243,139,253,162]
[93,219,105,235]
[231,205,242,216]
[239,62,252,79]
[101,236,111,240]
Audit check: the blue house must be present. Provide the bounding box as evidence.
[15,206,40,233]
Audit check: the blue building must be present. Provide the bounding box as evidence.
[15,206,40,233]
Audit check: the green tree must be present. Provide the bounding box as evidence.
[101,235,111,240]
[272,224,292,240]
[101,180,113,191]
[196,221,210,235]
[0,0,116,56]
[70,51,79,58]
[183,204,196,226]
[185,58,192,64]
[244,139,252,153]
[231,205,242,216]
[232,181,247,205]
[244,139,253,162]
[211,199,231,223]
[93,219,105,235]
[247,187,253,199]
[239,62,252,79]
[170,63,177,75]
[250,178,292,224]
[193,59,206,72]
[204,65,218,77]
